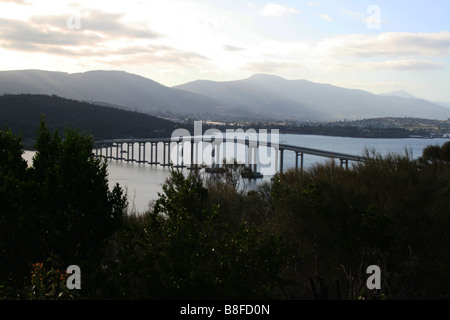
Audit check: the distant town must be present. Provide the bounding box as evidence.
[169,116,450,139]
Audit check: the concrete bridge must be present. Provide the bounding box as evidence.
[92,135,364,175]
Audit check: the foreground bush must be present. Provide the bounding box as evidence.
[269,145,450,299]
[2,118,450,300]
[97,167,289,299]
[0,119,127,299]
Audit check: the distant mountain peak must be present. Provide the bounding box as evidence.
[381,90,418,99]
[246,74,287,81]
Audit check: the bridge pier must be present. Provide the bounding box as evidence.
[135,142,145,164]
[295,152,304,172]
[340,158,349,169]
[280,148,284,173]
[190,141,194,165]
[161,142,171,167]
[174,141,186,168]
[148,142,159,165]
[192,140,200,168]
[119,143,124,161]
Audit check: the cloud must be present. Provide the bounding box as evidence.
[0,9,208,68]
[0,7,161,50]
[338,59,445,71]
[318,14,333,22]
[373,59,445,71]
[0,0,30,4]
[318,31,450,58]
[257,4,298,17]
[223,44,246,52]
[112,46,209,66]
[307,2,320,6]
[0,7,163,54]
[0,17,102,48]
[243,60,302,73]
[342,9,387,25]
[30,8,162,39]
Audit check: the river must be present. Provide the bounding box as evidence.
[23,134,448,214]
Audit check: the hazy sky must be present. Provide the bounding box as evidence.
[1,0,449,101]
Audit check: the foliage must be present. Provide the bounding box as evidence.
[419,141,450,164]
[0,94,178,140]
[22,261,76,300]
[2,118,450,300]
[97,166,288,299]
[0,119,127,298]
[30,119,127,264]
[269,148,450,299]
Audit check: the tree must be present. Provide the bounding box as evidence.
[0,118,128,298]
[30,118,128,267]
[100,167,288,299]
[0,126,35,291]
[419,141,450,164]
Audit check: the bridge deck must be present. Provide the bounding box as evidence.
[93,136,363,162]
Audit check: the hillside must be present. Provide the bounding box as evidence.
[0,70,226,116]
[0,94,179,140]
[175,74,450,121]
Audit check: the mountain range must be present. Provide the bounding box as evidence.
[1,69,449,121]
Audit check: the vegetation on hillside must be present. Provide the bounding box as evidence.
[1,119,450,299]
[0,94,179,141]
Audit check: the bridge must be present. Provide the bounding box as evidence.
[92,135,364,176]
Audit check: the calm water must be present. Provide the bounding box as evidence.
[24,134,449,214]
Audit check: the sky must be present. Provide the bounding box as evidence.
[0,0,450,102]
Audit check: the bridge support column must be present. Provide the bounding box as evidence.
[162,142,171,167]
[143,142,146,163]
[174,141,183,167]
[150,142,154,164]
[138,142,142,163]
[248,145,252,170]
[168,142,171,166]
[181,142,184,167]
[340,158,349,169]
[216,143,221,168]
[190,140,194,166]
[148,142,155,165]
[280,148,284,173]
[253,146,258,172]
[194,140,199,166]
[295,152,304,172]
[163,142,166,166]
